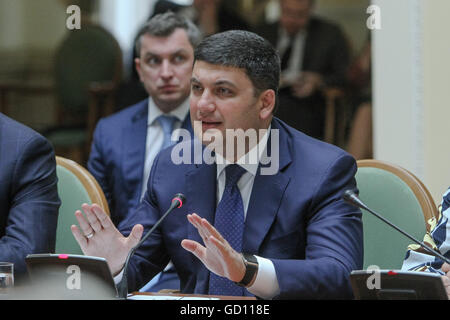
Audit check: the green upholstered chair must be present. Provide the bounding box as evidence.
[356,159,438,270]
[46,23,123,164]
[55,156,110,254]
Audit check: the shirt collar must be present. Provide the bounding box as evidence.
[147,98,190,126]
[216,125,271,179]
[278,27,306,47]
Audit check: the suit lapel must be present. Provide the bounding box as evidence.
[185,153,217,293]
[243,119,292,253]
[122,100,148,206]
[185,163,217,233]
[181,112,193,135]
[183,121,292,288]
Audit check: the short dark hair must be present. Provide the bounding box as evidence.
[194,30,280,112]
[194,30,280,111]
[135,11,202,56]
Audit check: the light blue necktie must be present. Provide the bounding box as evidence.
[208,164,247,296]
[140,114,178,292]
[157,114,178,150]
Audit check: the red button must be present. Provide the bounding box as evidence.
[387,270,397,275]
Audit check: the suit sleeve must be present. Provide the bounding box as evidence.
[401,188,450,274]
[271,154,363,299]
[88,119,114,215]
[116,152,169,292]
[0,134,60,274]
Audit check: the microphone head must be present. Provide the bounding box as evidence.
[342,189,368,210]
[172,193,186,208]
[343,189,357,202]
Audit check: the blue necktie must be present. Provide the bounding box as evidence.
[141,114,177,292]
[209,164,247,296]
[157,115,178,150]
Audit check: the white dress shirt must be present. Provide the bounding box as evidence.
[140,98,190,287]
[214,126,280,299]
[277,28,307,85]
[140,98,190,199]
[115,98,190,291]
[118,124,280,299]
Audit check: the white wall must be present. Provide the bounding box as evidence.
[372,0,450,203]
[372,0,423,174]
[422,0,450,203]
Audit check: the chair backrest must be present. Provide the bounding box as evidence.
[55,156,110,254]
[356,159,438,270]
[54,23,122,115]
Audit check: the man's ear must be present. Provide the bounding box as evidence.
[259,89,276,120]
[135,58,143,82]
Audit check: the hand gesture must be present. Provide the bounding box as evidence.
[181,213,245,282]
[291,71,324,98]
[71,203,143,275]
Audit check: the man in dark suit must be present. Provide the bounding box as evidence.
[73,30,363,299]
[178,0,251,37]
[122,0,251,107]
[257,0,350,140]
[87,12,200,292]
[0,113,60,277]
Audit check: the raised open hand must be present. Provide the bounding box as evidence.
[71,203,143,275]
[181,213,245,283]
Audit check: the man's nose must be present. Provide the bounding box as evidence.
[160,60,174,78]
[196,89,216,113]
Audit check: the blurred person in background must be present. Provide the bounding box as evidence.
[257,0,350,141]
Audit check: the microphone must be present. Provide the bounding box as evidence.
[117,193,186,299]
[343,189,450,265]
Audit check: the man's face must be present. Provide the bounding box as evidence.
[280,0,313,36]
[135,28,194,113]
[190,61,273,157]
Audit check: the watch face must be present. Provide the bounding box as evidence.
[235,254,258,287]
[243,253,258,265]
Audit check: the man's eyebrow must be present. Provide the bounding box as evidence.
[214,80,237,87]
[143,49,190,58]
[142,52,158,59]
[190,77,200,84]
[190,77,237,88]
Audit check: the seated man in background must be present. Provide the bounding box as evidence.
[0,113,60,279]
[256,0,350,140]
[178,0,251,38]
[87,12,200,292]
[73,30,363,299]
[120,0,251,110]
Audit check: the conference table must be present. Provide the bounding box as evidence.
[129,291,257,300]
